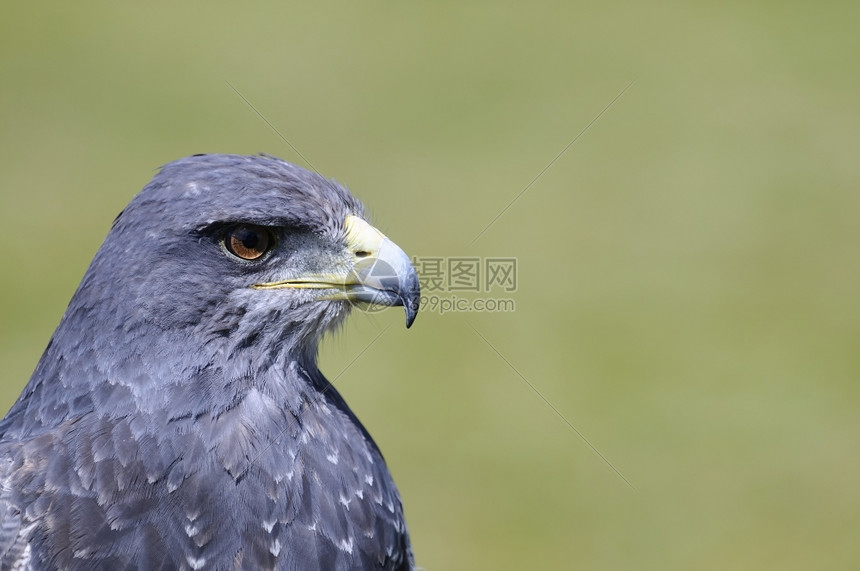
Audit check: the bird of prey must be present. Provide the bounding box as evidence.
[0,154,420,570]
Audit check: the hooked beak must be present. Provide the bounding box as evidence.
[253,215,420,328]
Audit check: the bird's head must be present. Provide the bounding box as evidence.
[73,154,419,368]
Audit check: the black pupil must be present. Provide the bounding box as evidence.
[238,228,259,249]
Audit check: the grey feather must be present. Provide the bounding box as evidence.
[0,155,415,570]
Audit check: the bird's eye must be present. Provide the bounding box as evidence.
[224,225,272,261]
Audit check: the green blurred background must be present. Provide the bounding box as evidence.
[2,2,858,569]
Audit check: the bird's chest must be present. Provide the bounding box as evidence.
[158,417,407,569]
[17,406,408,569]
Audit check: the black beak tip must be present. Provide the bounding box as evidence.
[402,276,420,329]
[405,309,416,328]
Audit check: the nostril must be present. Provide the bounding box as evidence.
[355,250,371,258]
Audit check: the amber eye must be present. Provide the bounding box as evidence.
[224,225,272,260]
